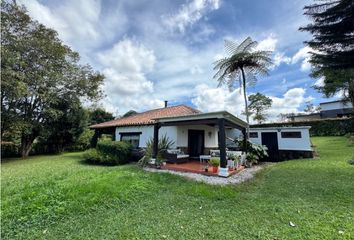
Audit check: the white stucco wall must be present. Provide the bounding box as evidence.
[115,124,243,150]
[320,101,353,111]
[249,127,312,151]
[176,125,218,148]
[115,125,177,148]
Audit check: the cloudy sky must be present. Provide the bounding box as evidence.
[19,0,337,122]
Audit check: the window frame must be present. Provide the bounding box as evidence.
[249,132,258,138]
[119,132,142,148]
[281,131,302,138]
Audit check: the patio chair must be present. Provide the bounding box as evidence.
[164,149,189,164]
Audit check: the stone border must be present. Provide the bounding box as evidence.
[144,162,275,185]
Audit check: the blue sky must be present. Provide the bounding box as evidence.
[20,0,337,121]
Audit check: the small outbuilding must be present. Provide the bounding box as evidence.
[249,126,313,161]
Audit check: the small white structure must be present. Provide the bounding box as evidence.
[249,126,313,160]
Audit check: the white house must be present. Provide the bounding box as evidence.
[90,104,313,174]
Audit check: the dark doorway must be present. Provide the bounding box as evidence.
[261,132,279,161]
[188,130,205,158]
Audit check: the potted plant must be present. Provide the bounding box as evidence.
[227,153,237,170]
[155,152,165,169]
[210,157,220,173]
[245,153,258,168]
[235,155,241,169]
[204,164,209,172]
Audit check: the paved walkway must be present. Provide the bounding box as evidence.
[144,162,275,185]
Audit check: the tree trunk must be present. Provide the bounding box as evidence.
[240,67,250,139]
[20,131,37,158]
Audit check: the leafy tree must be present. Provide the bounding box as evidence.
[89,108,114,125]
[122,110,138,118]
[34,99,89,154]
[247,93,272,124]
[300,0,354,105]
[213,37,273,134]
[1,2,104,157]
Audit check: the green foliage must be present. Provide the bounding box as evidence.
[69,129,95,151]
[348,159,354,165]
[82,149,102,164]
[1,137,354,239]
[235,138,268,160]
[139,135,175,167]
[252,117,354,136]
[1,1,104,157]
[210,157,220,167]
[33,99,89,154]
[300,0,354,105]
[89,108,114,125]
[247,92,272,123]
[213,37,273,125]
[246,152,259,165]
[122,110,138,118]
[95,141,132,165]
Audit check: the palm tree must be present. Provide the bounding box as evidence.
[213,37,273,137]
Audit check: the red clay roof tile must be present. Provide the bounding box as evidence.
[90,105,201,129]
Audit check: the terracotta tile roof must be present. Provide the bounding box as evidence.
[90,105,201,129]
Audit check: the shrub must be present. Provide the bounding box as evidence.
[83,141,132,165]
[82,148,101,164]
[96,140,132,165]
[138,135,174,167]
[210,157,220,167]
[235,138,268,160]
[69,129,95,151]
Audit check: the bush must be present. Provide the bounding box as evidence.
[1,142,19,158]
[69,129,95,151]
[82,148,101,164]
[235,138,268,160]
[83,141,132,165]
[96,140,132,165]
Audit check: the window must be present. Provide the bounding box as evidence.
[281,131,301,138]
[249,132,258,138]
[120,132,141,148]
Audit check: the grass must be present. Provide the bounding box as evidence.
[1,136,354,239]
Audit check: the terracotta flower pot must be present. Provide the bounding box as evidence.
[212,166,218,173]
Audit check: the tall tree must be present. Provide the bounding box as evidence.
[122,110,138,118]
[1,2,104,157]
[89,108,114,125]
[300,0,354,105]
[247,93,272,124]
[213,37,273,135]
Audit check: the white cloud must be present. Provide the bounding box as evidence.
[192,85,310,123]
[266,88,308,121]
[291,46,312,72]
[256,35,278,52]
[273,52,292,66]
[97,39,163,114]
[162,0,220,33]
[19,0,128,59]
[192,84,246,119]
[313,77,324,88]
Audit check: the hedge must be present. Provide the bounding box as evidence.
[251,118,354,136]
[83,140,132,165]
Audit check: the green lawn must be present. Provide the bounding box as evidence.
[1,136,354,239]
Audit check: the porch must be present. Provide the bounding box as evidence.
[161,160,245,176]
[152,111,249,177]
